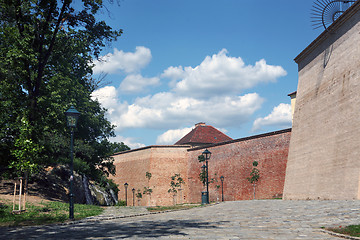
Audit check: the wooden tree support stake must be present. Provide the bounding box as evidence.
[12,177,26,214]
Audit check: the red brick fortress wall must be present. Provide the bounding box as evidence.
[108,147,152,206]
[187,129,291,203]
[148,147,189,206]
[109,146,190,206]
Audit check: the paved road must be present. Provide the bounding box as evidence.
[1,200,359,239]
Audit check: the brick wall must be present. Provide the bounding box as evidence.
[109,147,152,206]
[109,146,189,206]
[148,147,189,206]
[187,129,291,203]
[110,129,291,206]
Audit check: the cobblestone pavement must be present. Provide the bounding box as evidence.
[1,200,359,239]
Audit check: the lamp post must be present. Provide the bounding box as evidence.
[220,176,224,202]
[124,183,128,206]
[65,106,81,220]
[132,188,135,206]
[202,149,211,204]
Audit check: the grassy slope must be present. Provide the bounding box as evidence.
[0,198,103,227]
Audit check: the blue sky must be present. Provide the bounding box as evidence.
[89,0,324,149]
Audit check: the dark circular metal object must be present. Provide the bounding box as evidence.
[311,0,356,30]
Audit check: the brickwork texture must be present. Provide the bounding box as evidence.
[110,130,291,206]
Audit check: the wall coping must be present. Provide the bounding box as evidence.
[112,128,292,156]
[188,128,292,152]
[112,145,191,156]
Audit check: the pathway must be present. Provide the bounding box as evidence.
[1,200,359,239]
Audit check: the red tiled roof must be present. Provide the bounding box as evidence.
[175,123,233,145]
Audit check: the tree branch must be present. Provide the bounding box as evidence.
[34,0,71,98]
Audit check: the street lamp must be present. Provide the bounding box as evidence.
[220,176,224,202]
[132,188,135,206]
[202,149,211,204]
[124,183,128,206]
[65,106,80,220]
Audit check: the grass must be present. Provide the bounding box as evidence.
[147,204,201,212]
[0,200,103,227]
[327,225,360,237]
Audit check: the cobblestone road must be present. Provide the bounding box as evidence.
[1,200,359,239]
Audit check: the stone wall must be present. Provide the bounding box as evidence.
[283,3,360,200]
[187,129,291,203]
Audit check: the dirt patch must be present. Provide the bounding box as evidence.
[0,194,53,206]
[0,177,65,206]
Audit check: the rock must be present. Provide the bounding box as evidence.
[26,165,117,206]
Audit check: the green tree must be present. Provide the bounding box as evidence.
[247,161,260,199]
[168,173,185,205]
[10,118,43,176]
[143,172,153,195]
[0,0,125,181]
[135,189,142,206]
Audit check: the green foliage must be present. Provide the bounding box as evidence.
[143,186,153,195]
[328,225,360,237]
[106,179,120,196]
[10,118,43,176]
[0,200,103,227]
[143,172,153,195]
[247,161,260,184]
[168,173,185,194]
[135,189,142,199]
[0,0,128,182]
[115,200,126,206]
[145,172,152,181]
[199,170,220,187]
[199,170,206,186]
[210,172,218,184]
[247,168,260,184]
[95,176,120,197]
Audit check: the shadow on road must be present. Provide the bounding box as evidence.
[1,219,230,239]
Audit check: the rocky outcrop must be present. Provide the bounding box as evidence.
[25,165,117,206]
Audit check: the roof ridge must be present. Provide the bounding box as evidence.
[174,123,232,146]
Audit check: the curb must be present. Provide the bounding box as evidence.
[61,202,220,226]
[320,229,360,240]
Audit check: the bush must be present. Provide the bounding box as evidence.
[115,200,126,206]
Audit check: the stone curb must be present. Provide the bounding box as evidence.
[60,202,220,226]
[320,229,360,240]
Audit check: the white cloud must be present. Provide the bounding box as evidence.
[156,127,193,145]
[92,47,288,147]
[110,135,146,150]
[91,86,129,128]
[91,86,119,114]
[168,49,287,98]
[94,87,263,131]
[252,103,292,132]
[111,92,263,130]
[161,66,186,87]
[92,46,152,74]
[119,74,160,93]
